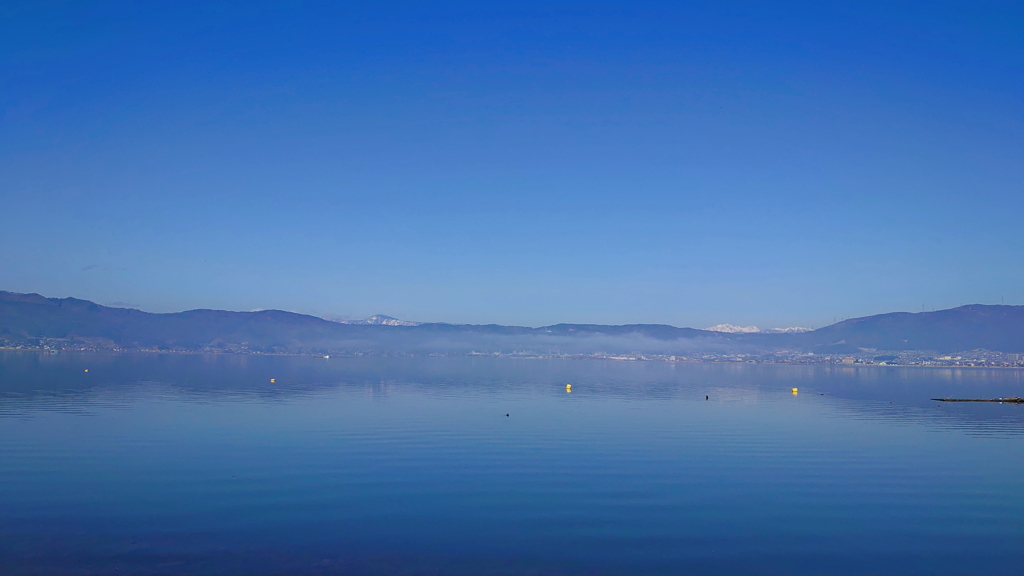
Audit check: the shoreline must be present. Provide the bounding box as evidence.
[2,346,1022,371]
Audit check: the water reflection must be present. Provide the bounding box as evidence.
[3,350,1024,576]
[2,350,1024,436]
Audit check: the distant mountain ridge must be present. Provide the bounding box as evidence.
[1,291,1022,354]
[797,305,1024,353]
[705,324,761,334]
[341,315,420,326]
[705,324,812,334]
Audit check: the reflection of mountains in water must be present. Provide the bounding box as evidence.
[2,351,1023,436]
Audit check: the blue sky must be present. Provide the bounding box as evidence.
[2,1,1022,328]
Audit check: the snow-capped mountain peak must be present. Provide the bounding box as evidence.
[705,324,812,334]
[358,315,419,326]
[335,314,420,326]
[761,326,812,334]
[705,324,761,333]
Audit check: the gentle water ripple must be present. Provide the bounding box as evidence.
[1,351,1023,575]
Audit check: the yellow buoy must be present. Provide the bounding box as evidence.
[565,384,572,393]
[270,378,276,383]
[84,369,89,373]
[791,388,798,395]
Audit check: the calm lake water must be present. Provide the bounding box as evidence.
[1,351,1023,575]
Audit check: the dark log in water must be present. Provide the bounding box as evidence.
[932,397,1024,404]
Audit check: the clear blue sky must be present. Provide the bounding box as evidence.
[2,1,1021,328]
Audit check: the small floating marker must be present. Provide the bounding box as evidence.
[566,384,572,393]
[791,388,798,395]
[270,378,276,383]
[84,369,89,373]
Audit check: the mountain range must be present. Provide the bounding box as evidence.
[339,314,420,327]
[1,291,1022,354]
[705,324,812,334]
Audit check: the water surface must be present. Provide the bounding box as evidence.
[2,351,1023,575]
